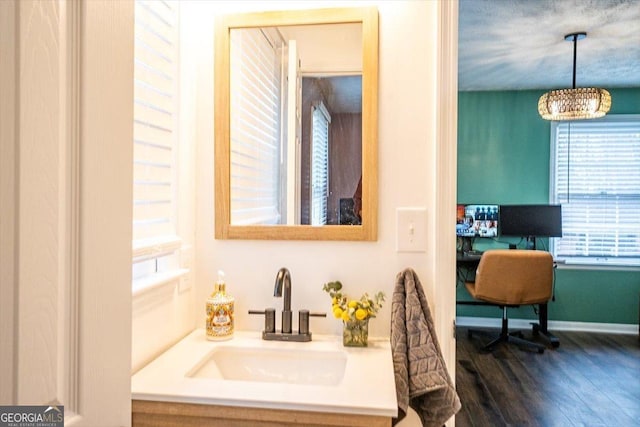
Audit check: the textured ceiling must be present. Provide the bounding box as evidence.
[458,0,640,91]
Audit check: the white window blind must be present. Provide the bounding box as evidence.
[133,0,185,292]
[230,28,283,225]
[310,102,331,226]
[551,115,640,267]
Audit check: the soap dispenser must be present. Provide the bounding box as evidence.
[206,270,235,341]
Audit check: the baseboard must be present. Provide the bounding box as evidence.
[456,316,639,335]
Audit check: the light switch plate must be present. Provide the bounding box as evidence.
[396,207,427,252]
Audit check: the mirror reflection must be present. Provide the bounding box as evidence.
[230,23,363,226]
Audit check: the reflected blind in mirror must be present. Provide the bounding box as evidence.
[311,102,331,225]
[230,28,283,225]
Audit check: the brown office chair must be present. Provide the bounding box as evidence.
[464,249,554,353]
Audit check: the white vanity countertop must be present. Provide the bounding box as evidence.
[131,329,398,417]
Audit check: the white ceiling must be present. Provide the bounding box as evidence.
[458,0,640,91]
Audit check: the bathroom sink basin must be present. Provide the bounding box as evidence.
[132,331,397,417]
[187,346,347,386]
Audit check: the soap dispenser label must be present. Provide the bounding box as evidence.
[206,301,234,339]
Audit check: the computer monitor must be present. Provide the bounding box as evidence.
[456,204,499,238]
[500,205,563,237]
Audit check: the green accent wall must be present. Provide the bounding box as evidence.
[457,88,640,325]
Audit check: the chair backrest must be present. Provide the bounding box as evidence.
[473,249,554,305]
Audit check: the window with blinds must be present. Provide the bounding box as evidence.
[230,28,284,225]
[310,102,331,226]
[132,0,185,292]
[550,115,640,267]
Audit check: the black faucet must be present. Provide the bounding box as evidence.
[274,267,292,334]
[249,267,326,342]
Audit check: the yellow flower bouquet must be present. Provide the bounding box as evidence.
[322,281,385,347]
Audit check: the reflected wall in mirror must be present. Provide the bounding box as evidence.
[215,7,378,240]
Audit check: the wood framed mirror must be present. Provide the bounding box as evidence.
[214,7,378,240]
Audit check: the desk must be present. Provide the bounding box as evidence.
[456,251,560,348]
[456,252,481,285]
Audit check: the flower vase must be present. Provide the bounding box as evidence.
[343,318,369,347]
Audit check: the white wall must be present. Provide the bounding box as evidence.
[191,0,455,371]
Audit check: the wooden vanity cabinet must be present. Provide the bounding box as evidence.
[132,400,391,427]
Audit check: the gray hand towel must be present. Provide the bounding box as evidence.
[391,268,461,426]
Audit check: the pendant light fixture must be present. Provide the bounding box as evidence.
[538,32,611,121]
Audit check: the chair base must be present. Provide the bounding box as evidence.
[467,306,546,354]
[532,322,560,348]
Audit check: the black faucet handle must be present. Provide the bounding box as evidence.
[298,310,327,335]
[248,308,276,333]
[309,312,327,318]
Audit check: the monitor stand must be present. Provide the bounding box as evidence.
[459,236,474,254]
[525,236,537,250]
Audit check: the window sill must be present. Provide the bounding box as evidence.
[133,236,182,262]
[556,262,640,272]
[132,268,189,298]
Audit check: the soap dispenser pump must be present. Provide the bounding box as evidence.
[206,270,235,341]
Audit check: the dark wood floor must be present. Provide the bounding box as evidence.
[455,326,640,427]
